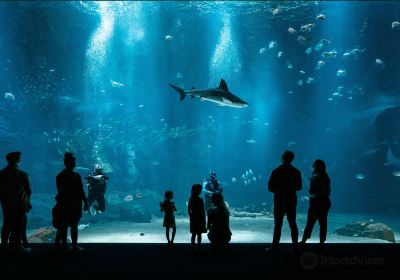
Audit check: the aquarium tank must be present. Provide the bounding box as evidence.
[0,1,399,243]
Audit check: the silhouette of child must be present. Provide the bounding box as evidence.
[160,190,176,245]
[188,184,207,252]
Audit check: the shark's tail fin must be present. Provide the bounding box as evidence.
[168,84,186,101]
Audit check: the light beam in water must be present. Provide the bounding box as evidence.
[209,14,241,87]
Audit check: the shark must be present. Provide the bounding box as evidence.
[169,79,249,108]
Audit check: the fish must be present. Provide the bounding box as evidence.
[316,14,326,21]
[165,35,173,40]
[350,48,366,55]
[300,23,315,32]
[259,47,267,54]
[305,48,312,54]
[393,171,400,177]
[58,96,80,104]
[316,60,325,69]
[355,173,365,180]
[288,27,297,34]
[232,177,237,183]
[322,51,337,58]
[297,80,303,86]
[314,39,330,51]
[246,139,257,144]
[78,223,90,231]
[392,21,400,29]
[300,196,310,202]
[135,193,143,199]
[110,80,125,88]
[176,72,183,79]
[375,59,383,65]
[272,8,280,16]
[169,79,249,108]
[4,92,15,101]
[306,77,314,84]
[336,69,346,77]
[124,195,134,202]
[277,51,283,58]
[269,41,277,49]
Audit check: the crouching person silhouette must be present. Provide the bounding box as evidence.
[207,193,232,254]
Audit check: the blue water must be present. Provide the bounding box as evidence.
[1,1,400,239]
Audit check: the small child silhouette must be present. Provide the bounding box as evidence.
[188,184,207,252]
[160,190,177,245]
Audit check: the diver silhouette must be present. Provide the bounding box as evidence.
[202,171,223,212]
[207,193,232,254]
[266,150,302,253]
[0,151,32,253]
[52,152,88,253]
[85,164,108,215]
[188,184,207,252]
[299,159,331,249]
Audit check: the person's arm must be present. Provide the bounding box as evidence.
[56,174,61,194]
[268,170,276,193]
[328,183,331,196]
[22,172,32,198]
[201,200,207,229]
[308,176,316,195]
[296,170,302,191]
[173,203,177,212]
[78,174,88,210]
[188,200,192,217]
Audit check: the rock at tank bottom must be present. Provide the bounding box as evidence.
[28,227,57,243]
[334,222,396,243]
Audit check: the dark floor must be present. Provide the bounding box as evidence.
[0,243,398,279]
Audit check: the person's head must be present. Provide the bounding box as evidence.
[211,193,224,207]
[6,151,21,166]
[281,150,295,164]
[64,152,76,169]
[94,164,103,175]
[210,171,217,181]
[191,184,203,197]
[165,190,173,200]
[312,159,326,174]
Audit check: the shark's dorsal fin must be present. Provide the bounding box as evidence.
[218,79,229,92]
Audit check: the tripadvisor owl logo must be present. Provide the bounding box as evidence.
[300,252,319,270]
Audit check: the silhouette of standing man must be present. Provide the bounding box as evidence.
[266,150,302,253]
[0,151,32,253]
[53,152,88,252]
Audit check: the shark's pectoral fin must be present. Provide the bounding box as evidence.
[191,87,196,90]
[218,79,229,92]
